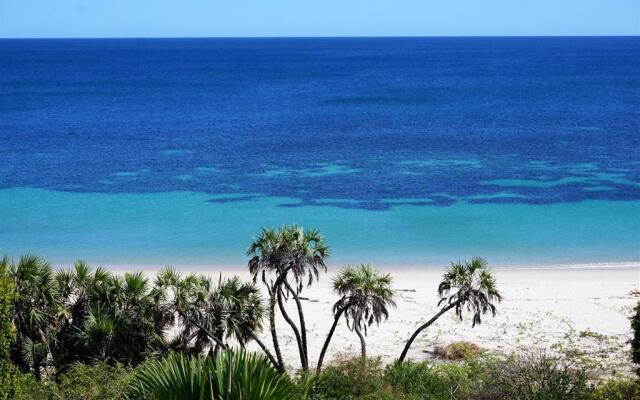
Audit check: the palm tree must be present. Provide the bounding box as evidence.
[247,225,329,372]
[316,264,395,375]
[53,261,102,370]
[162,269,277,367]
[67,269,169,366]
[6,255,61,379]
[53,265,171,367]
[397,257,501,363]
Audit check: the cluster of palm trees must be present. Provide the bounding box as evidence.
[245,225,501,375]
[3,255,171,378]
[1,224,502,386]
[1,256,272,379]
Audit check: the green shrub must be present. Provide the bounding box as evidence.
[631,301,640,376]
[312,357,399,400]
[473,351,592,400]
[590,378,640,400]
[14,362,134,400]
[57,362,135,400]
[384,360,473,400]
[14,373,54,400]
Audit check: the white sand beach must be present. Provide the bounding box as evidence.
[190,264,640,376]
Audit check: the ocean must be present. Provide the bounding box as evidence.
[1,37,638,267]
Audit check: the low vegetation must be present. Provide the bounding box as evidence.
[433,341,482,361]
[13,351,640,400]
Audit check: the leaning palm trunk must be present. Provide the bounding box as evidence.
[397,302,457,363]
[247,330,279,370]
[315,303,350,376]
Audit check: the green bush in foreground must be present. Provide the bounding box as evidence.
[590,378,640,400]
[384,360,474,400]
[10,352,640,400]
[15,362,134,400]
[311,356,397,400]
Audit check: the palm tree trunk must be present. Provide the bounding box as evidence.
[268,291,285,371]
[248,330,280,371]
[354,324,366,359]
[316,303,349,376]
[33,358,41,381]
[277,287,308,370]
[284,280,308,365]
[397,302,457,363]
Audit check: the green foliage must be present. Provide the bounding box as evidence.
[57,362,134,400]
[247,224,329,288]
[14,362,135,400]
[165,270,266,355]
[332,264,396,333]
[590,378,640,400]
[14,373,52,400]
[384,360,474,400]
[631,301,640,376]
[438,257,502,327]
[8,256,173,375]
[8,255,59,378]
[4,254,269,379]
[129,350,298,400]
[0,257,16,399]
[312,357,397,400]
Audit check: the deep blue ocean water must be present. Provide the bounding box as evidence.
[1,37,639,267]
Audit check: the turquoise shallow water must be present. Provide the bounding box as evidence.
[1,188,638,267]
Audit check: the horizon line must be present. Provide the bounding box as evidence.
[1,34,639,40]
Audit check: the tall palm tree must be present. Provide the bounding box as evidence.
[247,225,329,372]
[397,257,501,363]
[316,264,395,375]
[6,255,61,379]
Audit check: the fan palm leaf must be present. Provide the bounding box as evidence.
[129,350,297,400]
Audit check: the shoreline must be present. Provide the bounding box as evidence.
[52,260,640,273]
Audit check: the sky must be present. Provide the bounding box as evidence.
[0,0,638,38]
